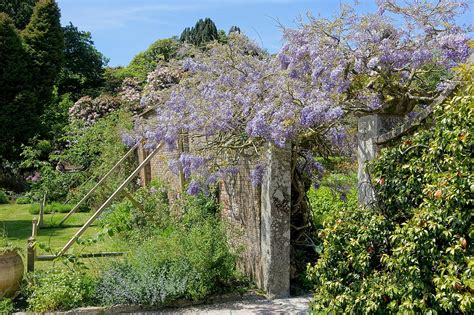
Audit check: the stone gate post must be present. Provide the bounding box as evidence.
[357,114,403,205]
[260,143,291,298]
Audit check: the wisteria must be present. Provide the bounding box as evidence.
[128,0,470,194]
[278,0,470,115]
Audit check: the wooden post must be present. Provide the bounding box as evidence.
[178,131,186,194]
[38,193,46,228]
[27,219,38,272]
[138,142,152,187]
[59,143,139,226]
[57,143,162,257]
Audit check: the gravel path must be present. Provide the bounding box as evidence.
[127,295,311,315]
[14,294,311,315]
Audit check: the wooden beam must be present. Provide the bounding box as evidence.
[57,143,162,257]
[178,131,186,193]
[102,182,145,213]
[59,142,139,226]
[36,252,124,261]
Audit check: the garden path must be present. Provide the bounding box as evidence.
[136,294,311,314]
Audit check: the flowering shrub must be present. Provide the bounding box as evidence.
[97,194,237,306]
[69,94,121,125]
[306,63,473,313]
[119,65,184,114]
[119,77,142,103]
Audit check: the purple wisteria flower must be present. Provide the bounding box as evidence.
[250,164,265,186]
[187,181,201,195]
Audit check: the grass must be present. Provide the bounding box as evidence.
[0,203,126,272]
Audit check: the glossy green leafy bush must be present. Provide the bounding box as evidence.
[0,298,13,314]
[96,194,237,306]
[25,271,96,312]
[307,64,473,313]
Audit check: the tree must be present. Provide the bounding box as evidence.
[228,26,241,34]
[0,0,37,29]
[217,29,228,44]
[179,18,218,47]
[22,0,64,114]
[0,13,36,161]
[121,38,179,80]
[58,23,108,98]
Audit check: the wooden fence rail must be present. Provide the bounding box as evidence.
[27,142,162,272]
[57,143,162,257]
[59,142,140,226]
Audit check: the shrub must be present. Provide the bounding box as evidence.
[98,179,169,240]
[0,190,8,204]
[307,64,474,313]
[69,94,121,126]
[0,229,20,254]
[28,202,75,215]
[0,298,13,314]
[308,172,357,227]
[25,271,96,312]
[21,110,133,207]
[15,196,30,204]
[96,194,236,306]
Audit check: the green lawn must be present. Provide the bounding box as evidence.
[0,203,126,271]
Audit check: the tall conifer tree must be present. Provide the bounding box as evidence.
[0,0,37,29]
[22,0,64,114]
[0,13,36,160]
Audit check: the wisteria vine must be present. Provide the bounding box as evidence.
[126,0,470,195]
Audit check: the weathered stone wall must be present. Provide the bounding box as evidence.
[139,142,292,298]
[219,159,263,289]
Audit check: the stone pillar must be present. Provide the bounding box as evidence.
[357,114,403,205]
[260,143,291,298]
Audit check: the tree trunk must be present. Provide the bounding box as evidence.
[290,155,317,289]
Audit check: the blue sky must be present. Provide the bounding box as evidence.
[57,0,472,67]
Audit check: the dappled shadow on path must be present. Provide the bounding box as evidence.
[128,294,311,315]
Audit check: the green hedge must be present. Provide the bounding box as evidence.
[28,202,79,215]
[0,191,8,204]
